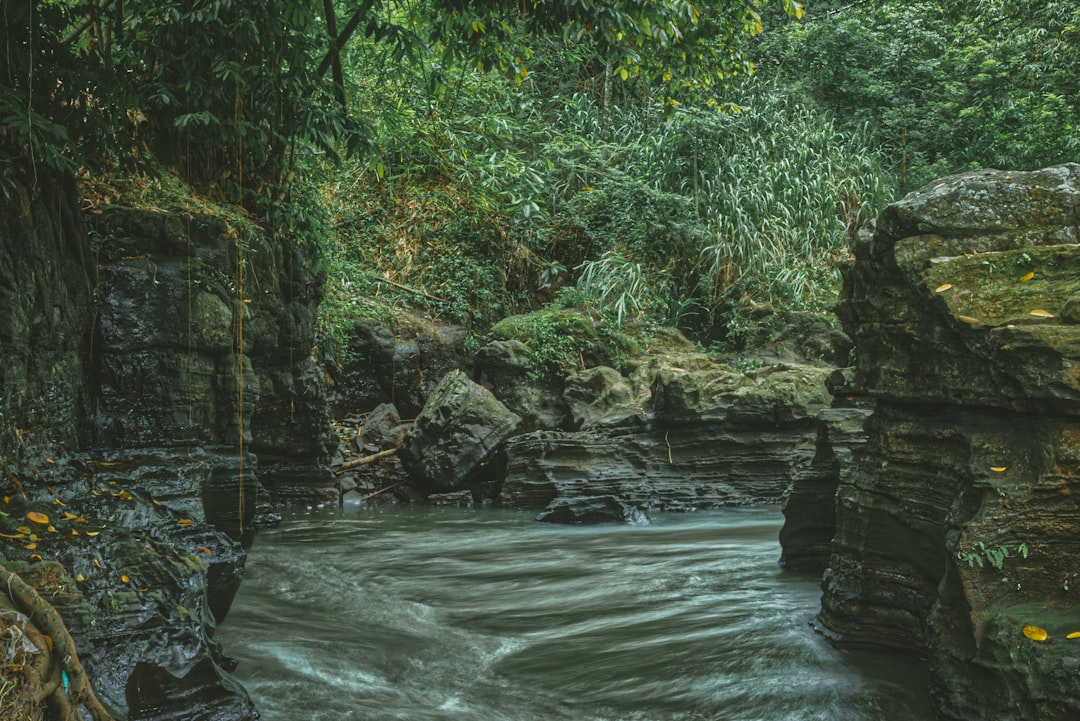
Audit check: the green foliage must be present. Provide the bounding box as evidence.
[320,171,534,329]
[100,0,370,208]
[0,1,93,194]
[490,305,637,381]
[323,18,891,344]
[764,0,1080,189]
[426,0,804,104]
[4,0,802,201]
[558,82,889,338]
[958,541,1030,570]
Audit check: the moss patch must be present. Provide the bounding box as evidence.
[924,245,1080,327]
[490,309,637,381]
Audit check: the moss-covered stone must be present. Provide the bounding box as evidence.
[813,164,1080,720]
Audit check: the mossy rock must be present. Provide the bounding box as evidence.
[490,309,636,379]
[922,244,1080,328]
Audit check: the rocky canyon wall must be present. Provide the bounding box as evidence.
[784,165,1080,720]
[0,176,335,721]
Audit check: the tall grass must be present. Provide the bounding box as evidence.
[322,65,895,342]
[558,81,893,332]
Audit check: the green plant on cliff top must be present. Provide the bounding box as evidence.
[490,302,636,381]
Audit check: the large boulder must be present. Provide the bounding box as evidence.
[329,318,469,419]
[788,165,1080,720]
[398,370,521,494]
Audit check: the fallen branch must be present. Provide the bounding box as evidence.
[335,447,397,474]
[360,481,405,502]
[0,566,118,721]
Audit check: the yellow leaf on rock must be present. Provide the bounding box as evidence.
[1019,271,1035,282]
[76,573,86,582]
[1029,310,1055,318]
[1067,631,1080,640]
[1023,625,1048,641]
[990,466,1007,472]
[935,283,953,293]
[23,543,36,550]
[26,512,49,525]
[958,315,980,325]
[46,525,57,533]
[177,519,194,526]
[86,531,100,537]
[120,575,129,584]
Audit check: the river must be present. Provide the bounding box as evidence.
[216,504,935,721]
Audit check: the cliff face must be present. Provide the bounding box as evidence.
[88,205,337,506]
[0,175,94,468]
[498,359,836,511]
[807,165,1080,720]
[0,177,335,720]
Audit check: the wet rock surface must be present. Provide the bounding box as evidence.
[0,456,255,721]
[783,165,1080,720]
[1,181,333,720]
[536,495,649,524]
[89,206,337,503]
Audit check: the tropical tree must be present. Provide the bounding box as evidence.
[2,0,805,209]
[766,0,1080,190]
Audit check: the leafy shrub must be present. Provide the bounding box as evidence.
[490,306,636,381]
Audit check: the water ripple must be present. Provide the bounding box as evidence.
[217,506,934,721]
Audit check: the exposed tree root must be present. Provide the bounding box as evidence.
[0,566,117,721]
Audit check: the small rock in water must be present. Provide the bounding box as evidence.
[427,490,475,507]
[536,495,650,525]
[252,511,282,529]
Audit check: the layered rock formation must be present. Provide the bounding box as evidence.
[499,359,835,511]
[785,165,1080,720]
[89,206,337,505]
[1,177,335,720]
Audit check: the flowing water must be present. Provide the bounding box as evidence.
[216,504,935,721]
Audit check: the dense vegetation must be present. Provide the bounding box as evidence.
[4,0,1079,358]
